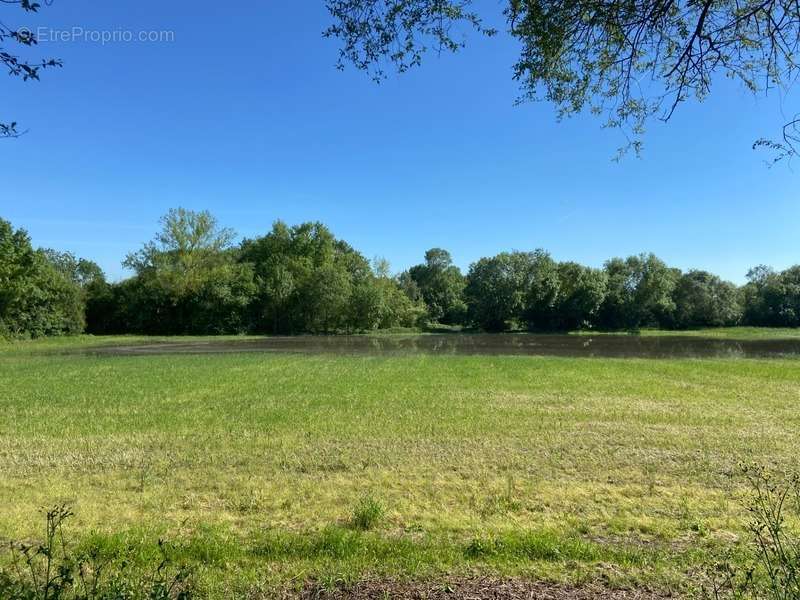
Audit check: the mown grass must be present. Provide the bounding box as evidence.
[1,333,799,597]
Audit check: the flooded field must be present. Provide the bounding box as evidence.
[9,334,800,597]
[85,333,800,359]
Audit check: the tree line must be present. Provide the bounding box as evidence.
[2,209,799,338]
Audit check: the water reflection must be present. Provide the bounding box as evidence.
[87,334,800,359]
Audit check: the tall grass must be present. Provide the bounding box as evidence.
[0,506,195,600]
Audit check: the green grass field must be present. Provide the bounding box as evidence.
[2,333,799,597]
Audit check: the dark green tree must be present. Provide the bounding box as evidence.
[672,270,742,328]
[775,266,800,326]
[306,261,352,333]
[241,221,394,333]
[14,206,800,337]
[465,252,531,331]
[42,249,116,335]
[599,254,679,329]
[520,249,561,330]
[397,271,423,305]
[743,265,800,326]
[121,208,256,334]
[0,218,83,337]
[554,262,608,330]
[349,259,426,331]
[407,248,467,324]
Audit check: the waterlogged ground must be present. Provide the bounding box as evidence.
[84,332,800,359]
[2,332,800,597]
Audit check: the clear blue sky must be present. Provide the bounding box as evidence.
[2,1,797,282]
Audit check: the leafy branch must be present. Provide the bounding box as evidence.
[1,0,62,138]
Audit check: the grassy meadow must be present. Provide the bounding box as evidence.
[2,333,799,597]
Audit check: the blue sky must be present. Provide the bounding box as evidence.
[2,1,797,282]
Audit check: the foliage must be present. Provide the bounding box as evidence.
[743,265,800,327]
[406,248,467,325]
[465,253,606,332]
[43,250,105,289]
[4,211,800,338]
[350,260,427,331]
[672,270,743,329]
[599,253,679,330]
[464,250,674,332]
[741,465,800,598]
[42,250,115,335]
[1,1,62,138]
[0,505,195,600]
[325,0,800,157]
[113,209,256,335]
[0,218,84,338]
[520,249,561,330]
[706,465,800,599]
[553,262,608,330]
[464,251,531,331]
[324,0,496,81]
[240,221,423,334]
[123,208,236,288]
[349,495,386,530]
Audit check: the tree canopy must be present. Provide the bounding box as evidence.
[406,248,467,324]
[1,210,798,338]
[325,0,800,158]
[0,218,84,337]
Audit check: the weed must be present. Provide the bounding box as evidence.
[479,475,522,517]
[133,455,154,494]
[226,489,265,515]
[349,495,385,531]
[705,464,800,599]
[0,505,195,600]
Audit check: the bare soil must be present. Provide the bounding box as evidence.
[291,578,675,599]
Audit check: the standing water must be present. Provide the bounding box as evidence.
[84,334,800,359]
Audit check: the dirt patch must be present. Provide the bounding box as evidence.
[292,578,674,599]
